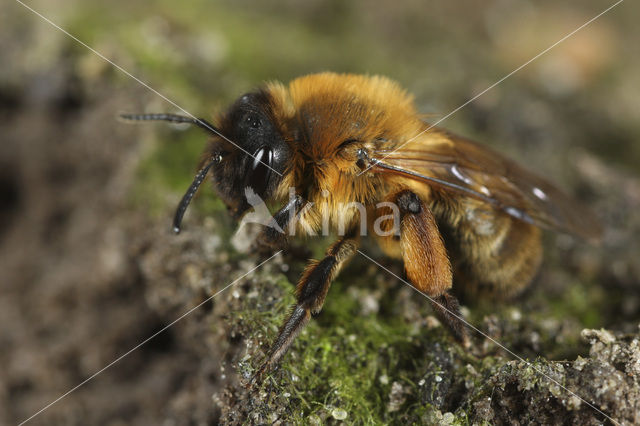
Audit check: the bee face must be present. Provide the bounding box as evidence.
[208,91,290,218]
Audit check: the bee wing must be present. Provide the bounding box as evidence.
[372,129,601,242]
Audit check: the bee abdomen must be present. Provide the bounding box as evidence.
[441,208,543,301]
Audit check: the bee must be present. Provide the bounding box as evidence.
[122,72,601,381]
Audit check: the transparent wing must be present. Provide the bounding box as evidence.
[372,128,601,242]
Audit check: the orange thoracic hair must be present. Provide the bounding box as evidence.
[266,73,424,205]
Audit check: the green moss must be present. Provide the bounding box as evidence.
[223,252,605,423]
[226,261,487,423]
[549,281,603,328]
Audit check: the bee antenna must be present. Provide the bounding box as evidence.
[119,113,221,136]
[172,157,219,234]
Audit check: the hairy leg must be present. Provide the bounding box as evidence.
[395,190,469,345]
[252,232,359,383]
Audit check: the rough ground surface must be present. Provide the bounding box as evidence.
[2,1,640,425]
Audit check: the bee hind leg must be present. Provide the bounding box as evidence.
[395,190,469,347]
[429,292,470,348]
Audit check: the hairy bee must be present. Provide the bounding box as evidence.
[122,72,600,381]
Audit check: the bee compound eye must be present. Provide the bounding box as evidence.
[247,146,273,196]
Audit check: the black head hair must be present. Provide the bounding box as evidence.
[120,90,290,232]
[205,90,289,219]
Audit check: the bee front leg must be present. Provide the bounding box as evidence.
[252,195,304,254]
[395,190,469,346]
[251,232,359,384]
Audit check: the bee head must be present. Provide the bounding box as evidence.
[120,90,289,233]
[206,90,289,220]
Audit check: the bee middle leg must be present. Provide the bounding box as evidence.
[394,190,469,346]
[252,231,359,383]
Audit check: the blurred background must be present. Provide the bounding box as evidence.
[1,0,639,424]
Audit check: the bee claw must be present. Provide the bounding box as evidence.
[247,362,270,390]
